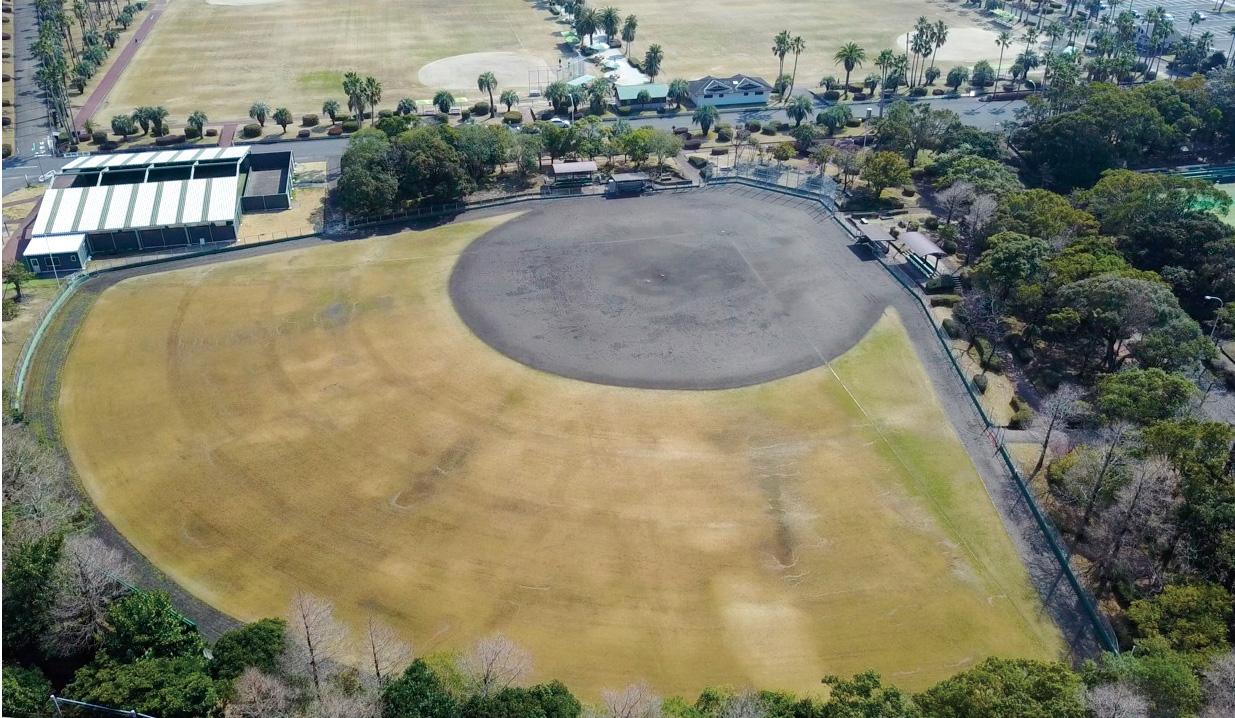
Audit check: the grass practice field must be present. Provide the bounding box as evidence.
[108,0,1000,119]
[59,211,1060,696]
[1217,183,1235,227]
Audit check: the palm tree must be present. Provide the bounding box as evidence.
[322,99,340,124]
[930,20,949,74]
[397,97,415,115]
[598,6,620,40]
[272,107,293,132]
[995,30,1013,81]
[500,89,520,112]
[433,90,455,115]
[668,78,690,109]
[545,81,570,114]
[249,101,270,127]
[1188,10,1202,37]
[586,77,613,114]
[362,76,382,125]
[875,48,896,97]
[131,106,152,134]
[1044,21,1066,53]
[621,15,637,56]
[1022,27,1040,55]
[833,42,866,96]
[187,110,207,137]
[787,95,813,126]
[772,30,792,99]
[643,44,664,80]
[148,106,169,136]
[477,71,497,117]
[692,104,718,135]
[568,85,584,117]
[575,8,598,45]
[787,35,806,97]
[110,113,135,140]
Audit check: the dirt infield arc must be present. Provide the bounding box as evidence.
[56,191,1062,696]
[449,194,883,389]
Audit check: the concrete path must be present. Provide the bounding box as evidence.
[218,123,237,148]
[73,0,167,132]
[8,0,55,158]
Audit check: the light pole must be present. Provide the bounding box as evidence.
[1205,295,1224,342]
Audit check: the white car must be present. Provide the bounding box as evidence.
[549,118,572,128]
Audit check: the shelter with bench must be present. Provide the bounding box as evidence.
[550,160,598,187]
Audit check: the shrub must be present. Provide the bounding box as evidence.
[2,297,17,320]
[942,318,964,339]
[852,92,867,101]
[1008,405,1034,429]
[909,86,928,97]
[687,156,708,169]
[241,123,262,138]
[335,113,352,123]
[929,294,960,308]
[297,129,310,138]
[932,88,946,95]
[923,216,939,230]
[326,125,343,136]
[972,374,989,394]
[760,126,776,136]
[471,101,490,116]
[745,120,762,132]
[776,121,790,132]
[683,138,703,150]
[301,113,319,127]
[154,134,184,146]
[901,188,915,197]
[183,126,200,140]
[460,109,471,121]
[378,109,393,118]
[340,119,361,133]
[503,110,522,124]
[941,238,958,254]
[710,147,728,155]
[822,89,841,100]
[2,144,10,159]
[91,130,108,144]
[715,127,733,142]
[99,141,118,151]
[204,128,218,137]
[844,118,861,127]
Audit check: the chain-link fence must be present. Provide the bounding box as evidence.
[707,161,840,210]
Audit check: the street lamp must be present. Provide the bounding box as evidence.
[1205,295,1224,342]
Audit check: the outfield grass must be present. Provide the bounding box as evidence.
[106,0,1001,119]
[1216,182,1235,227]
[59,215,1060,696]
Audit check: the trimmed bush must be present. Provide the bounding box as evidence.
[929,294,961,308]
[745,120,762,132]
[852,92,867,101]
[909,86,928,96]
[942,317,963,339]
[297,129,310,138]
[471,101,490,116]
[844,118,861,127]
[340,119,361,133]
[205,128,218,137]
[822,89,841,100]
[715,127,733,142]
[775,121,790,132]
[2,144,10,159]
[184,126,200,140]
[99,141,118,151]
[91,130,108,144]
[335,113,352,122]
[922,216,939,230]
[932,88,946,95]
[760,126,776,136]
[301,113,319,127]
[687,156,708,169]
[154,134,184,146]
[460,109,471,121]
[326,125,343,136]
[972,374,989,394]
[241,123,262,138]
[901,188,915,197]
[710,147,728,156]
[1008,405,1034,429]
[941,238,958,254]
[378,109,394,118]
[502,110,522,124]
[683,138,703,150]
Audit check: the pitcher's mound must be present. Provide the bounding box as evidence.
[418,52,550,91]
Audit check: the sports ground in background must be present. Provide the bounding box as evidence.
[103,0,1003,118]
[58,192,1061,695]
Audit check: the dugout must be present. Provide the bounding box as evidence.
[607,172,648,196]
[241,151,294,211]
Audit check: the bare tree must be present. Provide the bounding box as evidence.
[1086,682,1149,718]
[283,592,348,704]
[936,181,975,224]
[43,535,132,657]
[459,633,532,697]
[1201,651,1235,718]
[719,692,767,718]
[1030,385,1085,478]
[316,689,380,718]
[1053,423,1133,543]
[225,668,296,718]
[601,683,663,718]
[2,418,79,544]
[1093,457,1178,589]
[959,193,998,265]
[360,615,413,689]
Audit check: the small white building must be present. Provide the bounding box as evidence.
[688,75,773,107]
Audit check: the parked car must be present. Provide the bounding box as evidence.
[549,117,572,128]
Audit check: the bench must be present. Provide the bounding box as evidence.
[904,253,936,279]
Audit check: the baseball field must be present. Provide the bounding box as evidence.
[103,0,1001,119]
[58,193,1060,696]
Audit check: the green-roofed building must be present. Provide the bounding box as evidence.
[615,82,669,109]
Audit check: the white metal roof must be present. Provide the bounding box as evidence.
[23,233,86,257]
[62,146,249,171]
[31,176,239,236]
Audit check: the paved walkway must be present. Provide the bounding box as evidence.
[8,0,55,158]
[218,123,237,148]
[73,0,167,132]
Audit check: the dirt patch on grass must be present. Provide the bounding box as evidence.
[418,51,550,93]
